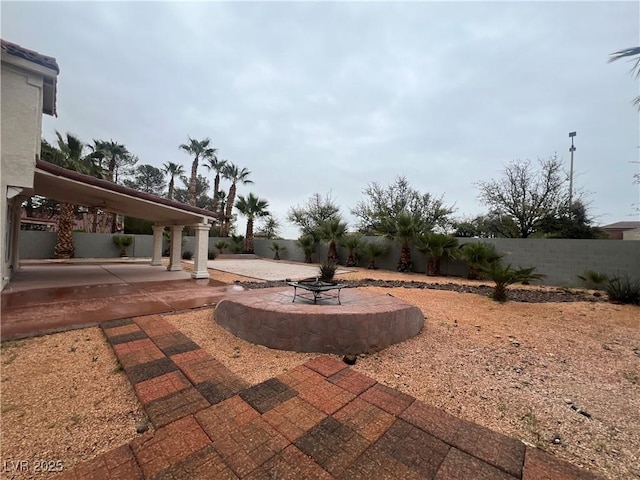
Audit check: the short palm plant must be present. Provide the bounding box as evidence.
[378,211,424,272]
[340,233,363,267]
[295,235,317,263]
[270,242,286,260]
[112,235,134,257]
[460,242,502,280]
[416,233,459,276]
[317,217,347,264]
[483,262,545,302]
[230,234,244,254]
[215,241,229,254]
[577,270,609,290]
[361,240,390,270]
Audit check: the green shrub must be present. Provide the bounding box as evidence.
[215,241,229,254]
[112,235,134,257]
[460,242,503,279]
[483,262,545,302]
[182,250,193,260]
[208,250,217,260]
[577,270,609,290]
[319,260,337,282]
[270,242,286,260]
[605,275,640,305]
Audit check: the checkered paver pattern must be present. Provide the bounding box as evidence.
[57,315,603,480]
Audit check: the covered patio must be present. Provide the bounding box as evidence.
[12,159,218,280]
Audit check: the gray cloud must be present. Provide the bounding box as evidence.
[2,1,638,238]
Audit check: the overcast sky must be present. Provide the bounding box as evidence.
[3,1,639,238]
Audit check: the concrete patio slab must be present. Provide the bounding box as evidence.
[0,264,241,341]
[206,259,351,281]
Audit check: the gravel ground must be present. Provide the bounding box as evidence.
[1,265,638,479]
[0,328,150,480]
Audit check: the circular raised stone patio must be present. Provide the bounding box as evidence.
[214,287,425,354]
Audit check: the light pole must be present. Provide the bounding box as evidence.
[568,131,576,209]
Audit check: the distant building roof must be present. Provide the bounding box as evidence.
[1,39,59,73]
[601,221,640,230]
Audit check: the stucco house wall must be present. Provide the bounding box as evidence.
[1,40,58,289]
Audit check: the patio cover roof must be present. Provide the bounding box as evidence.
[33,160,217,226]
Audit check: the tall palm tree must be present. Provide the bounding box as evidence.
[162,161,185,200]
[416,233,459,276]
[378,210,425,272]
[317,217,347,264]
[179,136,217,207]
[609,47,640,107]
[203,157,227,213]
[235,193,269,254]
[222,163,252,236]
[42,132,103,259]
[92,139,129,182]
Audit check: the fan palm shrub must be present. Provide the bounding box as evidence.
[341,233,363,267]
[577,270,609,290]
[378,211,424,272]
[215,241,229,254]
[361,240,390,270]
[270,242,286,260]
[295,235,317,263]
[416,233,459,276]
[112,235,134,257]
[317,217,347,264]
[460,242,503,280]
[483,262,546,302]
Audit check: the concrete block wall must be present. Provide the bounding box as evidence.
[18,231,640,286]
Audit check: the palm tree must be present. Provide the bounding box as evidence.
[295,235,317,263]
[340,233,363,267]
[42,132,103,259]
[214,190,227,236]
[92,139,129,182]
[203,157,227,213]
[317,217,347,264]
[162,162,185,200]
[235,193,269,254]
[609,47,640,107]
[378,210,424,272]
[361,240,390,270]
[222,163,252,236]
[416,233,459,276]
[270,242,286,260]
[483,262,545,302]
[179,136,217,207]
[459,242,503,280]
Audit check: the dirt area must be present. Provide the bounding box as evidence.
[0,328,150,479]
[1,265,638,479]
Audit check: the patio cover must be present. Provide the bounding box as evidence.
[27,159,216,279]
[33,159,216,225]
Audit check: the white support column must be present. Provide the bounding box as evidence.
[191,222,211,279]
[167,225,184,271]
[151,225,164,266]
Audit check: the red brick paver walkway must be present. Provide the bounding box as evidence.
[57,315,603,480]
